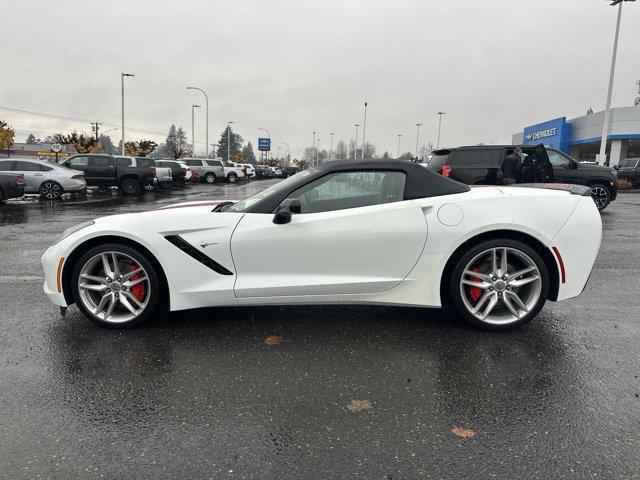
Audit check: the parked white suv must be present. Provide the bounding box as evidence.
[222,161,245,183]
[115,156,172,189]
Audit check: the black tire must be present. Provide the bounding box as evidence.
[120,178,142,195]
[71,243,161,328]
[39,181,63,200]
[204,172,216,184]
[0,189,5,204]
[449,238,549,332]
[227,173,238,184]
[590,183,610,211]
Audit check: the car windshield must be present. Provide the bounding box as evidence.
[225,169,316,212]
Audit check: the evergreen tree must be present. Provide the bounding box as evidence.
[241,142,257,163]
[26,133,38,144]
[216,125,243,161]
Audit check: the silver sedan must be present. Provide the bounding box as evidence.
[0,157,86,199]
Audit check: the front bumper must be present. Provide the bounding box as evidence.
[41,242,69,307]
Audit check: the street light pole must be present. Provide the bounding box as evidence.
[598,0,633,165]
[329,132,335,161]
[186,86,209,157]
[354,124,361,159]
[415,123,423,161]
[312,131,316,165]
[361,102,368,159]
[436,112,446,149]
[120,73,134,155]
[191,104,201,157]
[227,121,235,163]
[316,138,320,163]
[397,134,402,159]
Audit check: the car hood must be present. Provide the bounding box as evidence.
[577,162,615,173]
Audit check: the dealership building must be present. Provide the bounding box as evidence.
[512,106,640,166]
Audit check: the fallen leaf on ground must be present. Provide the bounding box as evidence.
[451,426,476,438]
[346,399,373,412]
[264,336,282,346]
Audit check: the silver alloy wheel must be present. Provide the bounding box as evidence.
[591,186,609,210]
[77,251,150,324]
[228,174,237,183]
[205,173,215,183]
[40,181,62,199]
[460,247,542,325]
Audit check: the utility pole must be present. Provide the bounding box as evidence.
[91,121,102,141]
[415,123,423,161]
[397,134,402,159]
[316,138,320,163]
[354,124,361,159]
[436,112,446,149]
[361,102,368,159]
[120,73,134,155]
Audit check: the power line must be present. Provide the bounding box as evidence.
[0,105,171,140]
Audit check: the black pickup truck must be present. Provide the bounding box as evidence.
[424,144,618,211]
[616,157,640,188]
[62,154,156,194]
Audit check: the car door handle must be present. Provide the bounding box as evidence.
[200,241,218,248]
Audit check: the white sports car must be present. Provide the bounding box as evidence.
[42,160,601,331]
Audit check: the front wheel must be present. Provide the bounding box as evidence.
[590,184,610,211]
[449,239,549,331]
[71,244,160,328]
[227,173,238,184]
[39,181,63,200]
[120,178,142,195]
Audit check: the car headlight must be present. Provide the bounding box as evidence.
[55,220,94,244]
[611,169,617,176]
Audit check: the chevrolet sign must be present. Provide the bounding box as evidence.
[525,127,557,141]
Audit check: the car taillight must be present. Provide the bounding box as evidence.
[442,165,452,177]
[16,175,25,185]
[152,167,157,177]
[71,174,84,179]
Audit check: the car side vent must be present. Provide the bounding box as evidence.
[164,235,234,275]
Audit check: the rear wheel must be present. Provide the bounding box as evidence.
[449,239,549,331]
[71,244,160,328]
[120,178,142,195]
[39,181,63,199]
[590,184,610,211]
[227,173,238,184]
[204,172,216,184]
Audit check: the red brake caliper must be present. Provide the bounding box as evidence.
[468,267,482,302]
[129,265,145,304]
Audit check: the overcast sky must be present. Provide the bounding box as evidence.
[2,0,639,157]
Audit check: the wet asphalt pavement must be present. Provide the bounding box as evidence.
[0,182,639,479]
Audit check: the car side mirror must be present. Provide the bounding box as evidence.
[273,198,301,224]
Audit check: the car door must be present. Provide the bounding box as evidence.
[65,155,91,181]
[205,160,225,177]
[230,170,428,299]
[13,161,41,192]
[547,149,579,184]
[89,156,115,184]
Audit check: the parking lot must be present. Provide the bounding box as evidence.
[1,184,639,479]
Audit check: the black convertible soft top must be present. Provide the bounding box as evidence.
[316,160,470,199]
[244,159,470,213]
